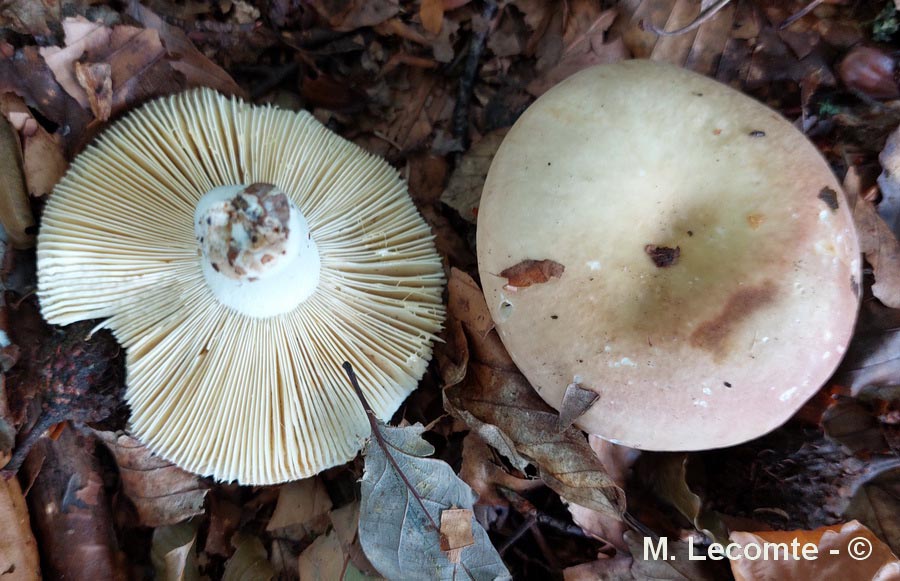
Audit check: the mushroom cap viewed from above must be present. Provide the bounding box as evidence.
[477,60,861,451]
[37,89,445,484]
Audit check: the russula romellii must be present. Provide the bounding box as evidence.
[38,89,445,484]
[477,60,860,451]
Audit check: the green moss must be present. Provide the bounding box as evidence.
[873,2,899,42]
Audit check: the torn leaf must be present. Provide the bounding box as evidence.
[499,259,565,289]
[557,382,600,431]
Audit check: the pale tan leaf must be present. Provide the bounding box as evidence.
[23,126,67,198]
[265,477,332,532]
[151,520,200,581]
[441,129,508,224]
[223,534,275,581]
[39,17,112,109]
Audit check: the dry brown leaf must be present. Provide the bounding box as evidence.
[94,431,208,528]
[205,495,241,558]
[265,477,332,534]
[844,464,900,556]
[878,124,900,237]
[74,61,113,121]
[729,521,900,581]
[23,127,68,197]
[447,267,494,338]
[420,0,444,35]
[39,17,112,110]
[0,46,91,153]
[85,26,185,118]
[311,0,400,32]
[558,382,600,431]
[458,432,542,506]
[440,508,475,563]
[563,553,634,580]
[442,270,625,518]
[0,478,40,580]
[567,436,640,550]
[527,9,628,96]
[126,2,244,97]
[498,258,565,289]
[297,530,353,580]
[330,501,380,576]
[0,116,34,249]
[847,171,900,308]
[834,296,900,399]
[0,0,53,36]
[441,128,508,224]
[151,520,200,581]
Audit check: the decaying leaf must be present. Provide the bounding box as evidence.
[441,128,508,224]
[458,432,543,507]
[222,534,276,581]
[847,144,900,309]
[562,553,634,581]
[498,259,565,289]
[151,520,200,581]
[359,423,511,580]
[878,124,900,236]
[729,521,900,581]
[442,269,624,518]
[834,296,900,399]
[310,0,400,32]
[823,398,890,455]
[844,465,900,555]
[297,529,370,581]
[39,17,113,110]
[527,9,629,96]
[330,502,380,577]
[0,116,34,248]
[0,478,41,581]
[74,61,113,121]
[22,127,68,197]
[557,382,600,431]
[447,267,495,339]
[94,431,208,528]
[125,2,244,97]
[265,476,332,534]
[639,453,728,543]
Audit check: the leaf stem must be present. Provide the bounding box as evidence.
[342,361,439,531]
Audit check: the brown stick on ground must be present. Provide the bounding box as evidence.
[21,427,128,581]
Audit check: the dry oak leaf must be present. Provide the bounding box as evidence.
[265,476,332,534]
[0,478,40,581]
[442,270,624,518]
[729,520,900,581]
[847,169,900,309]
[834,296,900,400]
[94,430,208,528]
[498,258,565,289]
[151,520,200,581]
[441,128,508,224]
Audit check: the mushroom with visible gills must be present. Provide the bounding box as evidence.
[37,89,446,484]
[477,60,861,451]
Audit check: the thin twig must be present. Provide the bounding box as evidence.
[640,0,733,37]
[342,361,439,531]
[498,515,537,555]
[778,0,824,30]
[451,0,499,149]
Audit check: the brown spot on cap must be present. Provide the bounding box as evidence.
[818,187,839,211]
[690,280,778,358]
[645,245,680,268]
[746,214,765,229]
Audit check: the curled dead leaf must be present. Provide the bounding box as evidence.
[93,431,208,528]
[442,269,624,518]
[729,521,900,581]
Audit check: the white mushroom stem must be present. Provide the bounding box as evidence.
[195,183,320,318]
